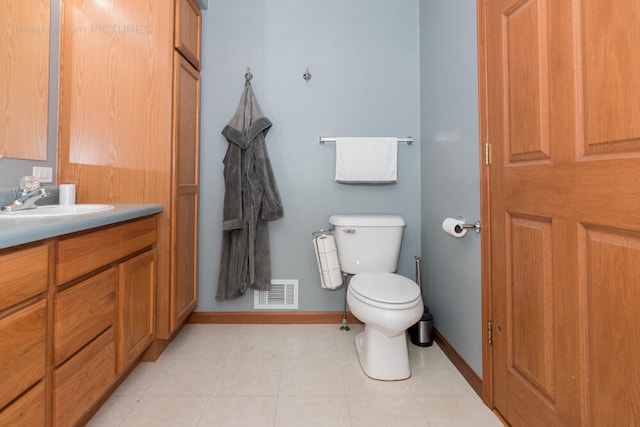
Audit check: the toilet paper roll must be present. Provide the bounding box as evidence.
[313,234,343,290]
[59,184,76,205]
[442,217,467,238]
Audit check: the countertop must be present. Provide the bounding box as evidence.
[0,204,163,250]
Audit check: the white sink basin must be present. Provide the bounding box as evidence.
[0,204,114,218]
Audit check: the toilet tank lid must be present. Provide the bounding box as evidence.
[329,214,405,227]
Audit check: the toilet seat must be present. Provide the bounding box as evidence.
[349,272,421,310]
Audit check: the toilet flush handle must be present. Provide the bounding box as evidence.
[343,228,356,234]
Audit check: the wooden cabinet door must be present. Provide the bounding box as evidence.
[170,53,200,333]
[117,250,156,373]
[174,0,202,69]
[481,0,640,425]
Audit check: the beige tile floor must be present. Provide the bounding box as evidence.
[88,324,503,427]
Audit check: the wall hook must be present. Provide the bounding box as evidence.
[245,67,253,82]
[303,67,312,81]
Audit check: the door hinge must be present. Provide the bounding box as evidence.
[488,320,493,346]
[484,142,492,165]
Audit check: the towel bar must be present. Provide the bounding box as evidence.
[319,136,413,145]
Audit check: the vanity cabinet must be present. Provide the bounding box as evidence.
[0,243,50,427]
[0,214,158,426]
[58,0,202,347]
[52,217,157,426]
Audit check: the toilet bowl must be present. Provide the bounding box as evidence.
[328,214,422,381]
[347,272,423,380]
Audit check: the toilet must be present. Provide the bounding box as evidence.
[329,214,423,381]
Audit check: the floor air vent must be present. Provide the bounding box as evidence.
[254,280,299,310]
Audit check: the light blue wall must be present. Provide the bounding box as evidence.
[197,0,422,311]
[0,0,59,187]
[419,0,482,376]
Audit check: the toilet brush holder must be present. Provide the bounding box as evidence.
[409,308,433,347]
[408,255,434,347]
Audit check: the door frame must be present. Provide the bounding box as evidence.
[476,0,494,409]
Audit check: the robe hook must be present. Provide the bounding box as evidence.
[245,67,253,82]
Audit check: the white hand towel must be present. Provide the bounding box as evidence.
[335,137,398,184]
[312,234,343,290]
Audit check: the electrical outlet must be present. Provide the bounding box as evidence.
[32,166,53,183]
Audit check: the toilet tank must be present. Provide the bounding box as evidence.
[329,214,405,274]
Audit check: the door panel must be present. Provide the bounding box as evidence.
[508,215,555,403]
[582,2,640,153]
[585,228,640,425]
[482,0,640,425]
[504,0,550,163]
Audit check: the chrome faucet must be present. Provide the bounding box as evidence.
[1,176,51,212]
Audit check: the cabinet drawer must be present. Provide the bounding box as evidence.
[174,0,201,68]
[57,216,157,285]
[0,381,45,427]
[54,327,115,427]
[54,267,116,366]
[0,300,47,409]
[0,244,49,311]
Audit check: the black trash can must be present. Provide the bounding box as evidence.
[408,307,433,347]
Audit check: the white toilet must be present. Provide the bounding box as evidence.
[329,214,423,381]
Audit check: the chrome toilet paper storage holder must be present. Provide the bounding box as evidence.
[455,218,481,234]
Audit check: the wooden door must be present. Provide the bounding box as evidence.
[481,0,640,425]
[170,53,200,332]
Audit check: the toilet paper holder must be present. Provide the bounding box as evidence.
[455,219,481,234]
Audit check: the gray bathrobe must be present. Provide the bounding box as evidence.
[216,82,284,301]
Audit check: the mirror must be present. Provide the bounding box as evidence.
[0,0,50,160]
